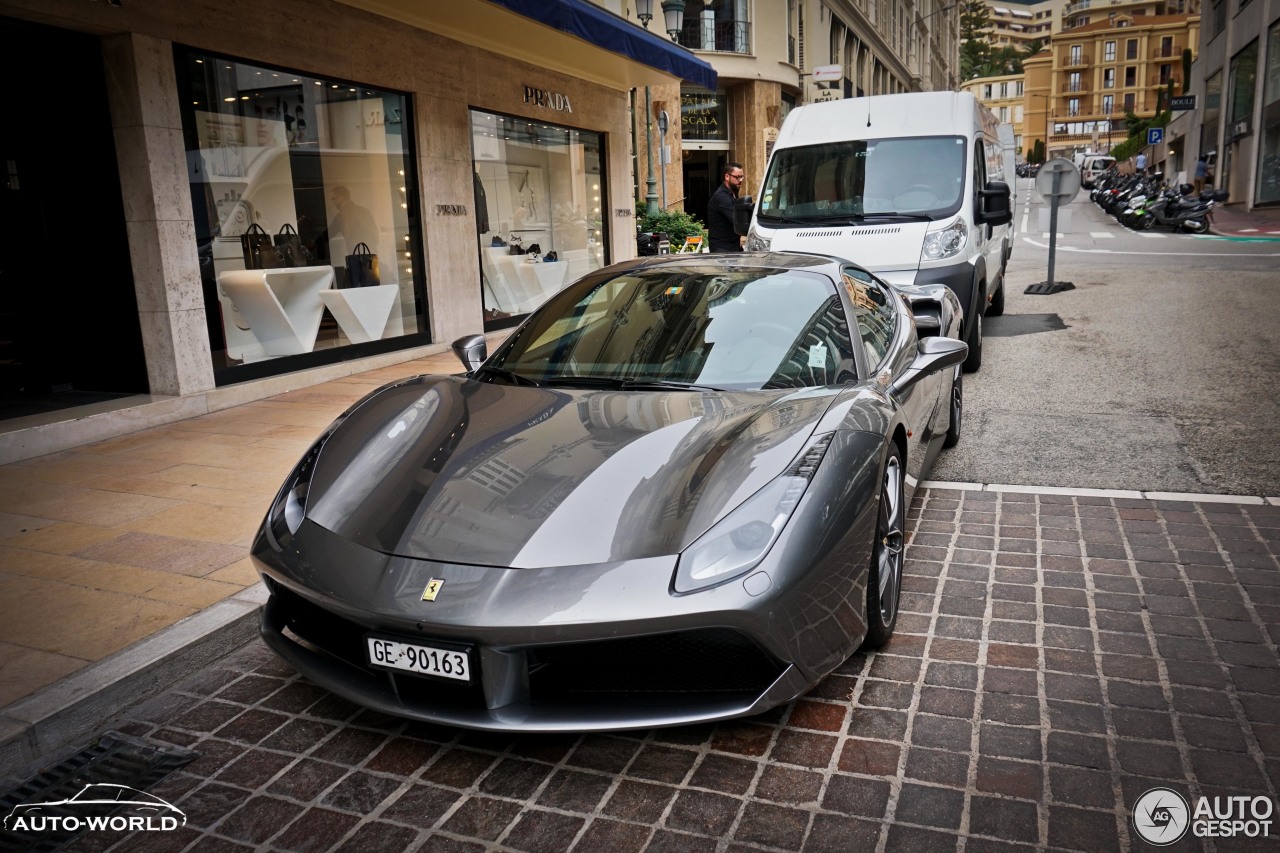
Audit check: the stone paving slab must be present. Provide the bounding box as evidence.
[28,487,1277,852]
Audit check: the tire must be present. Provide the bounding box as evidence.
[962,306,983,373]
[862,446,905,649]
[943,370,962,448]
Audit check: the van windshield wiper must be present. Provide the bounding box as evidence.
[856,212,935,222]
[758,212,816,225]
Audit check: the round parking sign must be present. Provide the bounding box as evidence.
[1034,158,1081,204]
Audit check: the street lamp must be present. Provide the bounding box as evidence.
[635,0,653,28]
[662,0,685,41]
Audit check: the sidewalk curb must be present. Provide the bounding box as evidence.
[0,584,266,781]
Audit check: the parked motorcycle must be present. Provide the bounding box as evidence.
[1132,184,1228,233]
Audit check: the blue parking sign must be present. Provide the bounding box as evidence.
[1147,127,1164,145]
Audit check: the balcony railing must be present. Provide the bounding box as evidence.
[1062,82,1085,93]
[676,19,752,54]
[1152,44,1182,58]
[1063,52,1092,67]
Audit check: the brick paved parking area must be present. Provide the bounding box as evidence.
[64,488,1280,852]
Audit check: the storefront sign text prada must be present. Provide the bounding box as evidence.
[524,86,572,113]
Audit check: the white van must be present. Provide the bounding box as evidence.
[742,91,1013,372]
[1078,154,1116,188]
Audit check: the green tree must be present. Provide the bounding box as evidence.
[960,0,992,80]
[1030,139,1045,164]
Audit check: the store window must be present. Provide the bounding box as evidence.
[471,110,606,330]
[177,49,425,380]
[1257,22,1280,204]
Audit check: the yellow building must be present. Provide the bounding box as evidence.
[1022,12,1199,160]
[961,74,1029,158]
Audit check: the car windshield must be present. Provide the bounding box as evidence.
[488,266,858,391]
[758,135,966,222]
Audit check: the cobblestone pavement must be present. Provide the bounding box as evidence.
[56,487,1280,852]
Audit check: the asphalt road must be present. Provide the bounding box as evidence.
[929,181,1280,497]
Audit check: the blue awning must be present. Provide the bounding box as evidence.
[486,0,717,90]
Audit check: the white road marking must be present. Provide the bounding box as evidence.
[1135,232,1167,238]
[1020,235,1280,256]
[1089,232,1115,239]
[920,481,1274,504]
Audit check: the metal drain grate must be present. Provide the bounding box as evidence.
[0,731,197,853]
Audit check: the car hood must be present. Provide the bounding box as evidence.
[304,375,837,568]
[761,221,932,271]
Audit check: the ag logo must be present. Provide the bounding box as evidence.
[1133,787,1190,845]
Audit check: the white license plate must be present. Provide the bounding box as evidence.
[367,637,471,682]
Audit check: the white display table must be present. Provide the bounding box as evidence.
[217,266,334,356]
[319,284,400,344]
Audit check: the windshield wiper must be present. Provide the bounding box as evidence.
[857,212,935,221]
[473,365,542,387]
[545,376,724,392]
[758,212,815,225]
[619,379,725,392]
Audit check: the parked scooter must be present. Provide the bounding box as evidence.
[1132,184,1228,233]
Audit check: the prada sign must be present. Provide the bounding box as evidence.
[524,86,573,114]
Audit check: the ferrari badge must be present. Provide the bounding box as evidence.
[421,578,444,602]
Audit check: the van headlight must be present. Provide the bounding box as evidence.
[745,226,772,252]
[921,217,968,262]
[674,433,833,593]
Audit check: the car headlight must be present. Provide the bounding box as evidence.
[674,433,834,594]
[265,429,333,548]
[745,225,772,252]
[921,217,967,262]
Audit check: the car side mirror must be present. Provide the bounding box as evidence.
[734,195,754,236]
[889,336,967,397]
[451,334,487,372]
[978,180,1013,226]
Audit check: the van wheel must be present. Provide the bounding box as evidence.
[962,310,983,373]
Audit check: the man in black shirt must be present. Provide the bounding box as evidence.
[707,162,744,252]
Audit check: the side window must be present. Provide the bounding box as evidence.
[843,267,896,369]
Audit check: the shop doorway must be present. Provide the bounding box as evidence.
[0,17,147,420]
[682,150,720,222]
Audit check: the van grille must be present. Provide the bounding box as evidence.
[795,229,843,238]
[849,227,902,235]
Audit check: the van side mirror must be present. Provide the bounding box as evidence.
[978,180,1012,226]
[734,195,754,236]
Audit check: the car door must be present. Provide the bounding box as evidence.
[974,136,1004,285]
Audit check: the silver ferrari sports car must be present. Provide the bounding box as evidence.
[252,252,966,732]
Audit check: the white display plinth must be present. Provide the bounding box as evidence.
[319,285,400,344]
[217,266,335,357]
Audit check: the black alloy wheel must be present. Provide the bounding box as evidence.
[863,446,905,648]
[943,370,962,449]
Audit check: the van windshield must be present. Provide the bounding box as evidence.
[758,136,967,224]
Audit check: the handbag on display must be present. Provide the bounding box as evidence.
[241,223,283,269]
[273,223,309,267]
[344,242,381,288]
